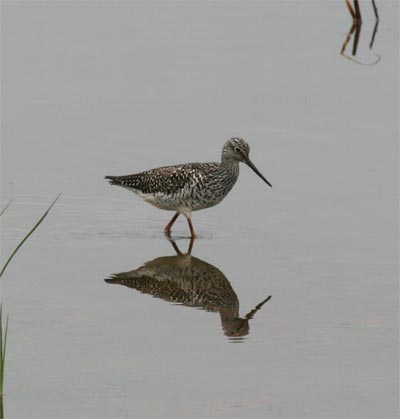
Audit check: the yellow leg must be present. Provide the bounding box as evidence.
[187,217,196,238]
[164,212,179,236]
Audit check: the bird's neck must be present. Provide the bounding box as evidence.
[221,155,240,172]
[220,160,239,184]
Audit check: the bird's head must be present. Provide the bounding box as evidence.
[222,137,251,162]
[222,137,272,188]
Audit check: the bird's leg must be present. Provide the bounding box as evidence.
[164,212,180,236]
[168,238,183,255]
[187,236,195,254]
[186,217,196,238]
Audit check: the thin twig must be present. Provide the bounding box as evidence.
[369,16,379,49]
[341,22,357,55]
[352,20,362,56]
[344,0,356,19]
[354,0,362,21]
[371,0,379,20]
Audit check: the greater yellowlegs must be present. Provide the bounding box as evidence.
[105,137,272,237]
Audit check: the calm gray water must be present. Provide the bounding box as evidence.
[1,1,398,418]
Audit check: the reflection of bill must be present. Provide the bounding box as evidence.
[341,0,380,65]
[105,238,271,341]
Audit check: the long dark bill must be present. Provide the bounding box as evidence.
[245,158,272,187]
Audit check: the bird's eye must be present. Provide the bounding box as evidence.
[234,147,241,153]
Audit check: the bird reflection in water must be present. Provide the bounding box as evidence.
[105,239,271,341]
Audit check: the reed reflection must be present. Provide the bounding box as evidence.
[105,238,271,341]
[341,0,380,65]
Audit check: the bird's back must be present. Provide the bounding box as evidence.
[106,162,218,194]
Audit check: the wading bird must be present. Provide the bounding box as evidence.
[105,137,272,237]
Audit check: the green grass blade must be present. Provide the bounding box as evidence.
[0,308,2,394]
[0,306,8,396]
[1,315,8,380]
[0,200,13,217]
[0,194,61,279]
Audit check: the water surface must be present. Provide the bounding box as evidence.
[1,1,398,418]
